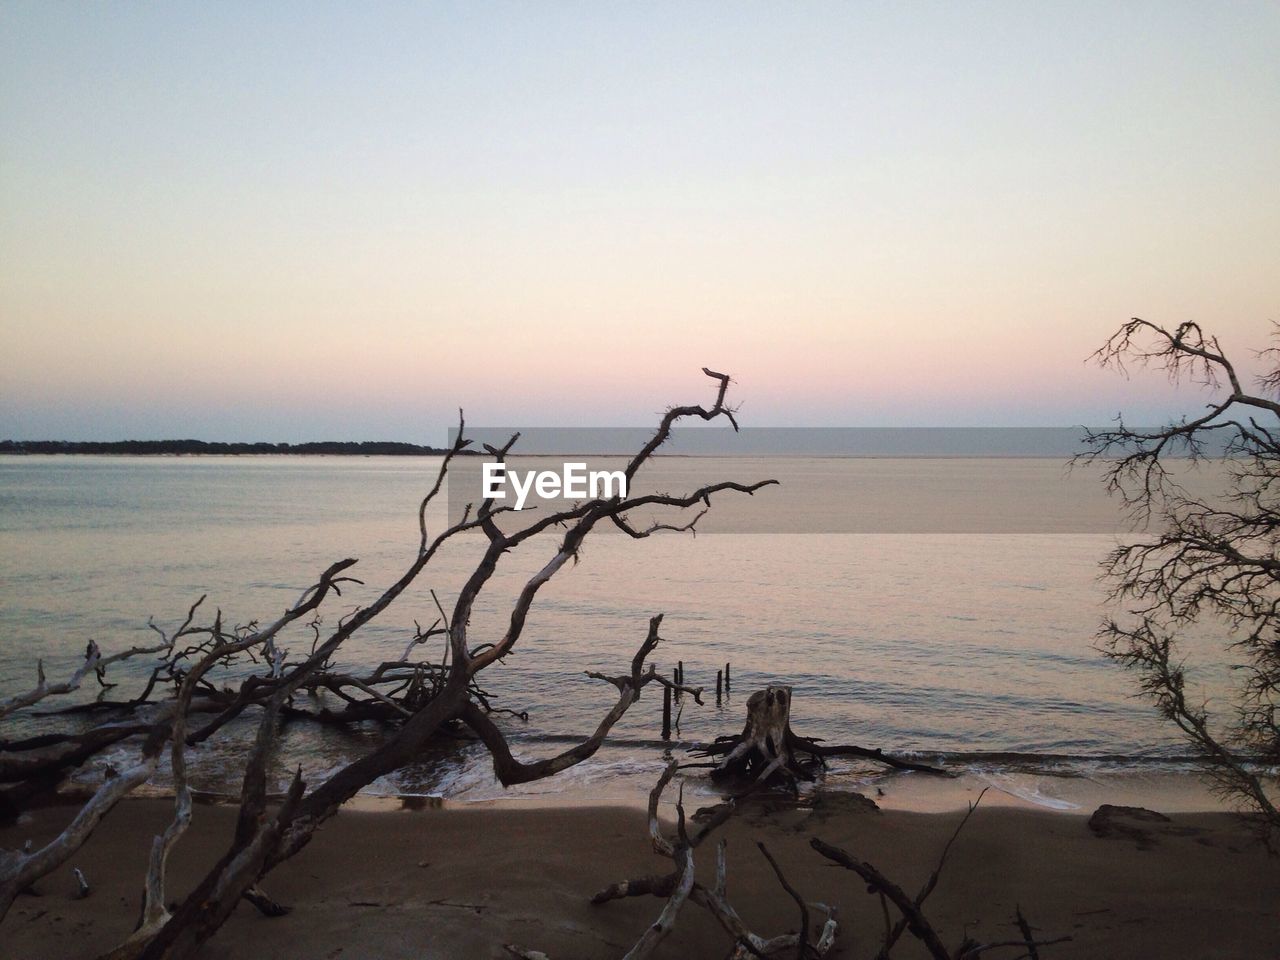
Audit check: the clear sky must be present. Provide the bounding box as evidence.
[2,2,1277,441]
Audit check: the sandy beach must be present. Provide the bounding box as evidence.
[3,791,1276,960]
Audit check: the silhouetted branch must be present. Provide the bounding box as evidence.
[1082,318,1280,840]
[591,761,839,958]
[90,367,772,960]
[812,791,1069,960]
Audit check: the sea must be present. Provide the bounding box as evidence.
[0,454,1247,812]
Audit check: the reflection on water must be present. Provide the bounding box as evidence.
[0,455,1245,807]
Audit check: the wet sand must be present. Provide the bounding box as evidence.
[3,793,1277,959]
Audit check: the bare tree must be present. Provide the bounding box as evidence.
[1,369,776,958]
[1080,319,1280,839]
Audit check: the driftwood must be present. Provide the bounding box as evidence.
[811,790,1071,959]
[0,368,776,960]
[589,760,840,960]
[584,769,1070,960]
[0,637,176,721]
[696,685,951,785]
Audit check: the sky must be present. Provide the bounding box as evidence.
[1,1,1277,441]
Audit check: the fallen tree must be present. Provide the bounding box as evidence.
[1,368,773,958]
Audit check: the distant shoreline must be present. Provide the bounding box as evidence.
[0,440,473,456]
[0,438,1221,459]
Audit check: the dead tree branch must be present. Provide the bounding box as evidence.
[1079,319,1280,838]
[812,791,1069,960]
[50,367,772,960]
[591,761,840,959]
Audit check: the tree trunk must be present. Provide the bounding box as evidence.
[711,685,796,782]
[700,686,951,783]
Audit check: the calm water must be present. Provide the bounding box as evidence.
[0,456,1237,808]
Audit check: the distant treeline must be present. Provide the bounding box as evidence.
[0,440,470,456]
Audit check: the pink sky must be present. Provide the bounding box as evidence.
[2,3,1276,440]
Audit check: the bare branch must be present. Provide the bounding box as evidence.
[6,368,778,960]
[1084,319,1280,837]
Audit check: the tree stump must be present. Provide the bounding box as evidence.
[698,686,951,785]
[710,685,798,782]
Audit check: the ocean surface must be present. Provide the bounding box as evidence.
[0,455,1243,810]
